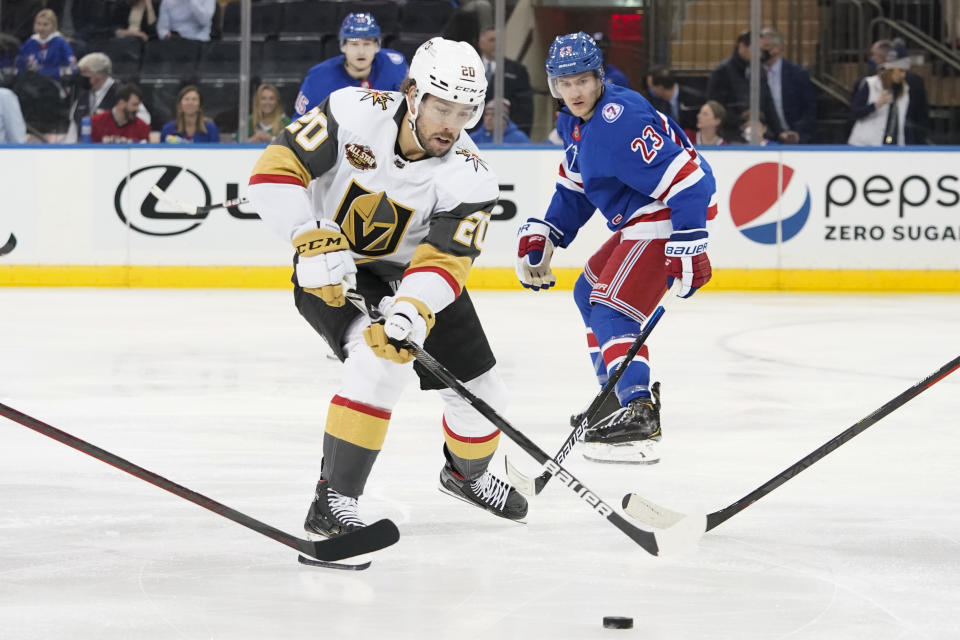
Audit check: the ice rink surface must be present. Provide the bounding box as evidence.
[1,288,958,639]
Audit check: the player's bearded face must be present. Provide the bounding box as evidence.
[414,96,476,157]
[555,72,604,119]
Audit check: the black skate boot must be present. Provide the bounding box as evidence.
[569,390,623,439]
[303,478,366,538]
[583,382,662,465]
[439,464,529,522]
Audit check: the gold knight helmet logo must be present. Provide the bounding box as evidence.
[334,180,414,256]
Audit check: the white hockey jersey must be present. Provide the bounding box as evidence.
[249,87,499,298]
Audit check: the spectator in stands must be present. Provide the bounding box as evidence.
[854,39,930,144]
[456,0,494,32]
[591,32,630,88]
[706,30,782,143]
[247,83,289,143]
[71,52,151,140]
[476,26,533,135]
[543,109,562,145]
[157,0,215,42]
[848,47,918,146]
[0,86,28,143]
[15,9,76,79]
[90,82,150,142]
[740,109,776,145]
[644,66,702,131]
[469,99,531,144]
[161,84,219,142]
[758,27,815,144]
[687,100,726,146]
[294,12,407,116]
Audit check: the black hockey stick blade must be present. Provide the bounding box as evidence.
[0,233,16,257]
[505,303,667,496]
[297,554,371,571]
[0,401,399,562]
[622,354,960,534]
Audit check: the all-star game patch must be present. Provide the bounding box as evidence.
[455,148,488,172]
[359,89,395,111]
[345,143,377,171]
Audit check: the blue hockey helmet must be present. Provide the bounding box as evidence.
[339,12,381,45]
[545,31,605,98]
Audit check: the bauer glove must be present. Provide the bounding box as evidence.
[363,296,435,364]
[664,229,711,298]
[292,219,357,307]
[516,218,561,291]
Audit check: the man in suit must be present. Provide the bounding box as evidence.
[476,26,533,136]
[759,27,816,143]
[71,52,151,140]
[643,66,702,132]
[706,30,782,143]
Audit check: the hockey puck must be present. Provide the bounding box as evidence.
[602,616,633,629]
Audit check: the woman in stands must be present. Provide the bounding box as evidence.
[161,85,219,143]
[246,83,290,143]
[687,100,726,146]
[16,9,77,79]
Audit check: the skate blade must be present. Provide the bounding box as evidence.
[437,484,527,525]
[582,441,660,465]
[297,554,371,571]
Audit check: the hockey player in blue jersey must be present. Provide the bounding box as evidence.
[516,32,717,464]
[293,12,408,116]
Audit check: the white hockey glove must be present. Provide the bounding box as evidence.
[292,220,357,307]
[516,218,561,291]
[363,296,435,364]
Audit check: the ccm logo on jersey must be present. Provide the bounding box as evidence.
[602,103,624,123]
[345,143,377,170]
[665,241,708,256]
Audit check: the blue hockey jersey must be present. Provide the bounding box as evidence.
[294,49,408,116]
[16,32,76,79]
[544,83,717,247]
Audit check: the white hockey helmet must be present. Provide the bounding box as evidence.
[407,37,487,129]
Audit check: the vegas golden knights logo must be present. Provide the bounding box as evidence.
[334,179,414,256]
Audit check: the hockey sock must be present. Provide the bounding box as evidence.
[322,395,390,498]
[589,303,652,405]
[574,273,610,384]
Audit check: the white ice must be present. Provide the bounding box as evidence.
[1,288,959,639]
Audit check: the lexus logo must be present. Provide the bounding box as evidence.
[0,233,16,257]
[114,165,212,236]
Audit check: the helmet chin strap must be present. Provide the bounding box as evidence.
[406,92,426,152]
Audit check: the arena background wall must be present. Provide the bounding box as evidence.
[0,144,958,292]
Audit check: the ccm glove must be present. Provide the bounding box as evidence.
[292,220,357,307]
[516,218,561,291]
[664,229,711,298]
[363,296,435,364]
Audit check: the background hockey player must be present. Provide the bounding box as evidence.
[515,32,717,464]
[294,12,408,116]
[249,37,527,540]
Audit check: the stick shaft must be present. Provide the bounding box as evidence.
[706,355,960,530]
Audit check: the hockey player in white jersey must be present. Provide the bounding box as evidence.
[516,32,718,464]
[248,37,528,539]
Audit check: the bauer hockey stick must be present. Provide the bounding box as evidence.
[505,302,668,496]
[622,354,960,534]
[0,401,399,563]
[149,185,249,216]
[347,291,701,556]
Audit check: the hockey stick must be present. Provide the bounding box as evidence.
[347,291,701,556]
[0,233,16,257]
[0,401,399,563]
[505,302,668,496]
[149,185,249,216]
[622,354,960,534]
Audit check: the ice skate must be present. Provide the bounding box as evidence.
[439,464,529,522]
[303,478,366,539]
[583,382,662,465]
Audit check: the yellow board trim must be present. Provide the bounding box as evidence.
[1,266,959,292]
